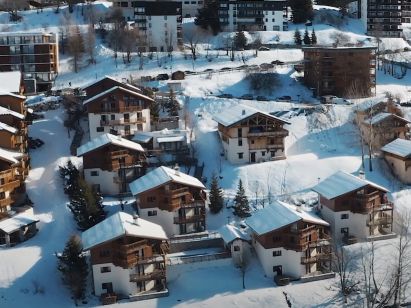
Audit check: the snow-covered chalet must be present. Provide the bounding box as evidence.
[382,138,411,184]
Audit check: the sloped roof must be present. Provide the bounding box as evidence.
[0,72,21,94]
[0,212,39,234]
[218,224,250,244]
[0,122,18,134]
[381,138,411,158]
[83,86,153,105]
[77,133,144,156]
[132,129,189,144]
[81,75,142,93]
[213,104,290,127]
[82,212,167,250]
[0,106,24,119]
[0,147,24,164]
[363,112,410,125]
[246,201,328,236]
[312,171,388,200]
[129,166,205,196]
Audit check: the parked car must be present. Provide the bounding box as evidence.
[289,107,304,117]
[272,60,285,65]
[217,93,233,99]
[156,73,169,80]
[321,95,352,105]
[277,95,292,102]
[258,46,270,51]
[256,95,269,101]
[220,67,231,71]
[240,94,254,100]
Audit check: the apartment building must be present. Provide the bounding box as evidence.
[77,133,146,195]
[82,79,153,139]
[218,0,288,32]
[0,32,59,93]
[403,0,411,23]
[312,171,394,244]
[303,46,377,98]
[246,201,332,281]
[213,104,289,164]
[82,212,169,302]
[382,138,411,184]
[111,0,183,52]
[129,166,206,237]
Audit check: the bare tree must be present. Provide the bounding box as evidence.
[85,24,96,64]
[120,28,139,64]
[67,25,84,73]
[253,33,263,57]
[237,247,251,289]
[185,27,202,61]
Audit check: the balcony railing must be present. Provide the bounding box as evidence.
[367,215,393,226]
[174,214,205,224]
[167,187,189,198]
[118,239,148,254]
[129,269,166,282]
[247,129,288,137]
[100,117,146,126]
[0,179,20,193]
[301,253,332,264]
[0,197,13,208]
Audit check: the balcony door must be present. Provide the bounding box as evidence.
[250,152,256,163]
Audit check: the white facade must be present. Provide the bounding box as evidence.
[230,239,251,266]
[145,15,179,52]
[88,109,150,139]
[179,0,204,17]
[92,262,156,297]
[384,155,411,184]
[84,168,118,195]
[262,10,286,31]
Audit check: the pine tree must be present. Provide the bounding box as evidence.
[165,89,180,116]
[289,0,313,24]
[233,179,251,218]
[57,235,88,305]
[303,28,311,45]
[59,160,80,196]
[234,31,247,50]
[294,29,302,45]
[68,177,105,230]
[311,29,317,45]
[195,0,221,35]
[209,173,224,214]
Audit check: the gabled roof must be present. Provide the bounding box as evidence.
[0,72,22,94]
[83,86,153,105]
[77,133,145,157]
[381,138,411,158]
[132,129,188,144]
[0,212,39,234]
[213,104,290,127]
[312,171,388,200]
[82,212,167,250]
[0,122,18,134]
[0,147,24,164]
[363,112,410,126]
[219,224,250,244]
[129,166,205,196]
[246,201,328,236]
[81,75,142,93]
[0,106,24,119]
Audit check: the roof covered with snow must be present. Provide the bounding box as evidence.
[129,166,205,196]
[0,106,24,119]
[0,72,21,94]
[132,129,189,144]
[381,138,411,158]
[81,75,141,93]
[363,112,409,125]
[77,133,144,156]
[312,171,388,200]
[0,212,39,234]
[82,211,167,250]
[0,122,18,134]
[246,201,328,235]
[83,86,153,105]
[355,100,386,112]
[0,147,24,164]
[213,104,290,127]
[218,224,250,244]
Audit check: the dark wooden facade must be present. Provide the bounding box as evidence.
[303,47,376,98]
[83,77,142,99]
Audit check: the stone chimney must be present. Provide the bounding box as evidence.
[295,204,302,213]
[174,163,180,176]
[132,213,139,225]
[359,169,365,179]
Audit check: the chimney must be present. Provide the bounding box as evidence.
[359,169,365,179]
[295,204,302,213]
[174,163,180,176]
[242,109,246,115]
[132,213,139,225]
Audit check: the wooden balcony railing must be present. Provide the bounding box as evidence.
[247,129,288,137]
[301,253,332,264]
[367,215,393,226]
[129,269,166,282]
[174,214,205,224]
[117,239,148,254]
[0,197,12,208]
[167,187,189,198]
[100,117,146,126]
[0,179,20,193]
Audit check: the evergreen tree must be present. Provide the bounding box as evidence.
[233,179,251,218]
[303,28,311,45]
[68,177,105,230]
[150,99,161,119]
[59,160,80,196]
[234,31,247,50]
[294,29,302,45]
[289,0,313,24]
[195,0,221,35]
[311,29,317,45]
[57,235,88,305]
[165,89,180,116]
[209,173,224,214]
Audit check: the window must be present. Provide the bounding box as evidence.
[341,227,349,234]
[0,192,5,200]
[238,153,243,159]
[273,26,280,31]
[265,18,268,22]
[110,114,115,120]
[272,236,281,242]
[341,213,349,220]
[273,250,281,257]
[99,250,110,258]
[262,151,265,156]
[90,171,99,176]
[100,266,111,273]
[237,128,242,137]
[272,18,275,22]
[148,210,158,216]
[191,1,196,3]
[101,282,113,293]
[147,196,156,202]
[184,1,189,3]
[164,16,168,20]
[233,245,240,251]
[238,139,242,146]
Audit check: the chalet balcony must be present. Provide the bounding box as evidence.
[100,117,146,126]
[96,105,145,114]
[247,129,288,137]
[0,197,13,208]
[367,215,393,226]
[180,201,206,209]
[118,239,148,254]
[129,269,166,282]
[174,214,205,224]
[301,252,332,264]
[0,179,21,193]
[166,187,189,199]
[289,225,317,236]
[115,254,165,268]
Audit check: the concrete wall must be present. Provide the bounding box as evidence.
[92,263,135,297]
[84,168,118,195]
[138,207,179,237]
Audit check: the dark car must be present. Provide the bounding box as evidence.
[156,73,169,80]
[240,94,254,100]
[277,95,292,102]
[217,94,233,99]
[256,96,269,101]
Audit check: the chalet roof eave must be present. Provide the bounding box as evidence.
[82,86,154,106]
[216,111,291,128]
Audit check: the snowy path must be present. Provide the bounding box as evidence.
[0,108,78,307]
